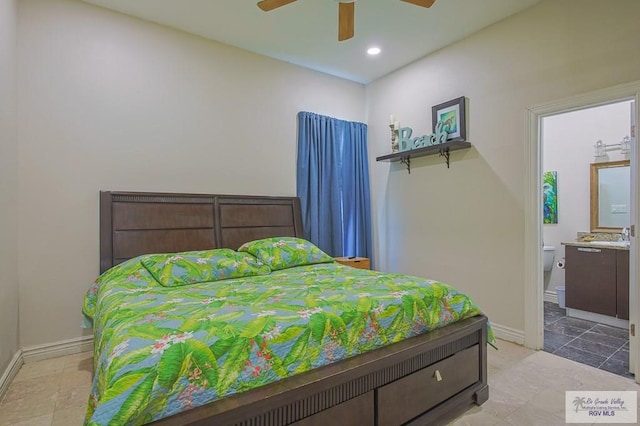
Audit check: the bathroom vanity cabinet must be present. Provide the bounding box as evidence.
[565,246,629,320]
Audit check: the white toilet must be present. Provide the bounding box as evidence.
[543,245,555,272]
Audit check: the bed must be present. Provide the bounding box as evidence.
[84,191,491,426]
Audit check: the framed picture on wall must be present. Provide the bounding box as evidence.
[543,171,558,224]
[431,96,467,141]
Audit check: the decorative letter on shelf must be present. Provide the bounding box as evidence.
[376,120,471,174]
[398,121,449,152]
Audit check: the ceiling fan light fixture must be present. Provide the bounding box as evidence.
[258,0,435,41]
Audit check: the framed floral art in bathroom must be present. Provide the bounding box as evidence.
[543,171,558,224]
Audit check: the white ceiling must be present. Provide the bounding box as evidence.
[81,0,542,84]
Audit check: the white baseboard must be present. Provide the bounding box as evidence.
[491,322,525,345]
[21,335,93,364]
[544,290,558,305]
[1,335,93,401]
[0,350,23,403]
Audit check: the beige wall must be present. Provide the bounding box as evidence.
[12,0,640,349]
[17,0,365,346]
[0,0,19,373]
[366,0,640,332]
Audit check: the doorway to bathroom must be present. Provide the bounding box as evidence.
[541,100,634,378]
[523,80,640,381]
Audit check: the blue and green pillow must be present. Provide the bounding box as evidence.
[238,237,333,271]
[141,248,270,287]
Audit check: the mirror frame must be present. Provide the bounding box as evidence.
[590,159,630,233]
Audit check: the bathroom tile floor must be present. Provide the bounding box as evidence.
[543,301,633,379]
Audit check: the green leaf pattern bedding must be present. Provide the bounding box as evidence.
[83,255,492,425]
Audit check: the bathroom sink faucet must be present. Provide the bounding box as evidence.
[622,227,630,241]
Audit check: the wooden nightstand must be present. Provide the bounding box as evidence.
[334,257,370,270]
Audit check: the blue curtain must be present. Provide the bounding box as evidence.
[296,111,372,260]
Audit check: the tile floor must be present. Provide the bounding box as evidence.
[543,301,633,379]
[451,339,640,426]
[0,351,92,425]
[1,340,639,425]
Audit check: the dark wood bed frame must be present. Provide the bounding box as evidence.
[100,191,489,426]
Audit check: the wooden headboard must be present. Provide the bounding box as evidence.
[100,191,303,273]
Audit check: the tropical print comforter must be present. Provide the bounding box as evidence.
[83,258,491,425]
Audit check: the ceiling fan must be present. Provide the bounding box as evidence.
[257,0,436,41]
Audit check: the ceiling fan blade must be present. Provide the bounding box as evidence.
[257,0,297,12]
[400,0,436,8]
[338,2,355,41]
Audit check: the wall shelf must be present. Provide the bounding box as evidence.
[376,140,471,173]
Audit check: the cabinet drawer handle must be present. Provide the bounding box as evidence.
[434,370,443,382]
[577,247,601,253]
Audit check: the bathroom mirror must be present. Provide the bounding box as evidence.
[590,160,630,232]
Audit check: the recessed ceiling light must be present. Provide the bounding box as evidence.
[367,47,381,55]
